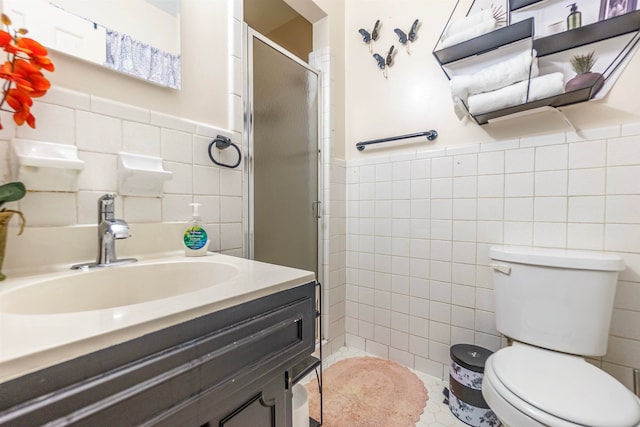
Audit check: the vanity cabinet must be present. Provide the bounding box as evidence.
[433,1,640,124]
[0,281,317,427]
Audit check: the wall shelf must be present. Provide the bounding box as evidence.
[433,3,640,125]
[473,85,594,124]
[534,10,640,57]
[510,0,548,12]
[433,19,534,65]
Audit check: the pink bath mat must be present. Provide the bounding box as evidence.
[305,356,428,427]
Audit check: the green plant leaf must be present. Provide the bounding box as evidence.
[570,51,597,74]
[0,182,26,208]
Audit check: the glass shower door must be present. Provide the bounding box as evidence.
[247,30,319,277]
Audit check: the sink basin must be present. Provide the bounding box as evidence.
[0,260,239,315]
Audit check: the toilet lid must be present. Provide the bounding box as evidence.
[492,346,640,427]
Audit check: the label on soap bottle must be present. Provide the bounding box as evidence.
[184,226,208,250]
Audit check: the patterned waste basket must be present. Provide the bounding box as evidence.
[448,344,500,427]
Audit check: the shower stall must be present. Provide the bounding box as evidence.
[244,28,321,279]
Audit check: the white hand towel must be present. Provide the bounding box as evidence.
[450,50,539,101]
[441,19,497,48]
[527,71,565,101]
[445,9,495,37]
[467,72,565,115]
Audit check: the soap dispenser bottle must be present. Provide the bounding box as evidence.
[567,3,582,30]
[184,203,209,257]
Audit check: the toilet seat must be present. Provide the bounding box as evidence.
[485,345,640,427]
[483,363,577,427]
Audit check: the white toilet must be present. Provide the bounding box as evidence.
[483,245,640,427]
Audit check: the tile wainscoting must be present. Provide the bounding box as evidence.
[0,85,244,274]
[344,124,640,390]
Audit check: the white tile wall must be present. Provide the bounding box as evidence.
[345,125,640,388]
[0,85,244,255]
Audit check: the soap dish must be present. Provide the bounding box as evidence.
[117,152,173,197]
[10,138,85,192]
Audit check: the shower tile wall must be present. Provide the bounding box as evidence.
[310,47,347,354]
[0,86,244,256]
[328,158,347,353]
[227,0,243,135]
[344,126,640,390]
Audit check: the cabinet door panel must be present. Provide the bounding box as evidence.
[198,298,312,393]
[219,393,275,427]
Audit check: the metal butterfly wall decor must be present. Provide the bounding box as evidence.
[373,45,395,78]
[358,19,381,52]
[394,19,420,54]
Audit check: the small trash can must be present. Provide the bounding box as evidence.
[448,344,500,427]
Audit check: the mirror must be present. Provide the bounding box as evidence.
[3,0,181,89]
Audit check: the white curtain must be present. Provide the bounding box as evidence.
[105,29,181,89]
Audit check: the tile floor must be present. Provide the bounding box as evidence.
[303,346,467,427]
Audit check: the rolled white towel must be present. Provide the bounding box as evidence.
[467,72,565,115]
[527,72,565,101]
[441,19,497,48]
[445,9,494,37]
[450,50,539,101]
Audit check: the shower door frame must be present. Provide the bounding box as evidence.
[243,26,324,284]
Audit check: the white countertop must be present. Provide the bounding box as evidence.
[0,253,315,383]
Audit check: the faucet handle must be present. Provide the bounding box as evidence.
[98,193,116,221]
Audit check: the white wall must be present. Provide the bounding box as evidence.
[344,0,640,161]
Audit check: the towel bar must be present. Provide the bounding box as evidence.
[356,130,438,151]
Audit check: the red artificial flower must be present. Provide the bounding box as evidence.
[16,37,48,57]
[7,88,35,127]
[0,30,11,47]
[30,55,54,72]
[0,13,54,129]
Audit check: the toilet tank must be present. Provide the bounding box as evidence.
[489,246,625,357]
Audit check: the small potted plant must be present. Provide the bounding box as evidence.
[0,182,26,280]
[565,50,604,96]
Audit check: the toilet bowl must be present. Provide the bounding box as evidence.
[482,344,640,427]
[486,246,640,427]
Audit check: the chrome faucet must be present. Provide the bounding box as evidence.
[72,193,137,269]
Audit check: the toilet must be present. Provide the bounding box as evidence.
[483,245,640,427]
